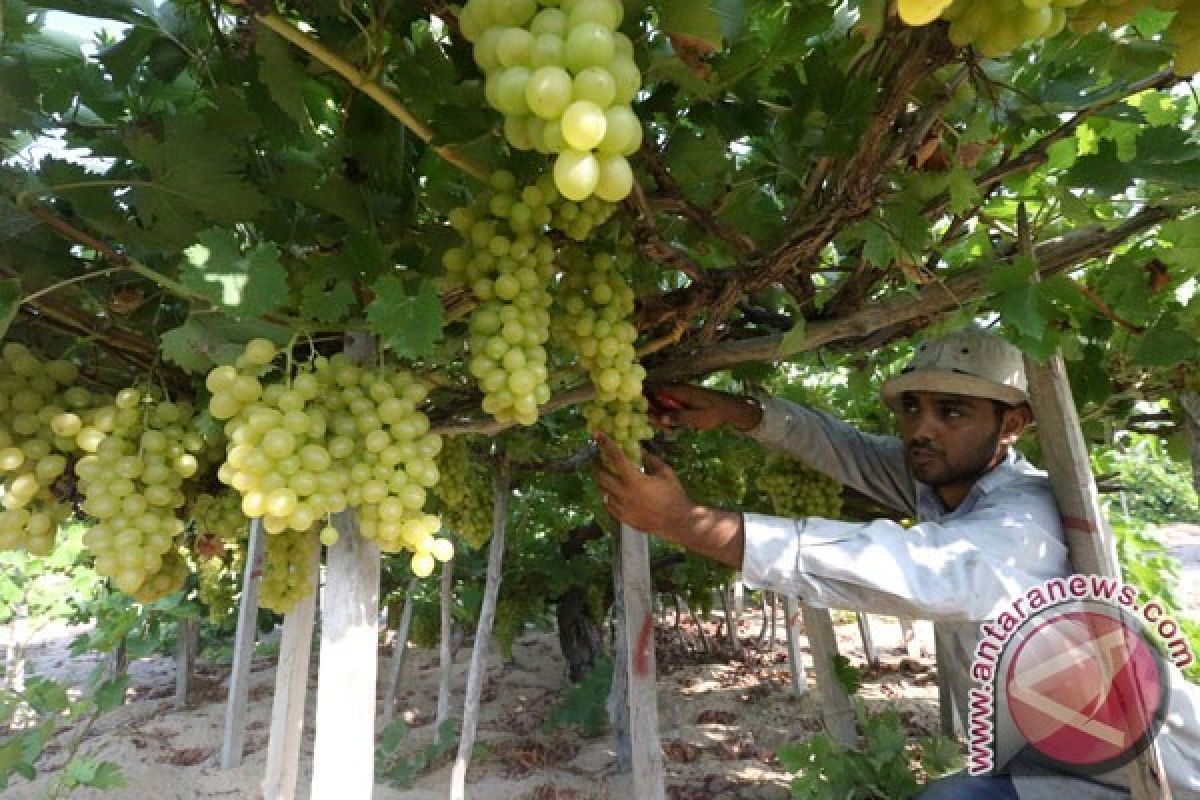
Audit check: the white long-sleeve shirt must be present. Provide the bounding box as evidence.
[738,396,1200,799]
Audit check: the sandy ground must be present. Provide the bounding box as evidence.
[2,523,1197,800]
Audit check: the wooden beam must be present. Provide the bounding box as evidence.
[857,613,878,668]
[1019,204,1173,800]
[619,523,666,800]
[802,605,857,747]
[309,509,380,799]
[221,518,265,770]
[783,596,809,697]
[175,617,197,709]
[450,467,510,800]
[262,543,320,800]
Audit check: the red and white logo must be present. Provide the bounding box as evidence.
[1002,605,1168,774]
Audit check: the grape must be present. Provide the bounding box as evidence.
[565,23,615,71]
[594,154,633,202]
[554,149,600,201]
[561,101,607,151]
[527,66,574,119]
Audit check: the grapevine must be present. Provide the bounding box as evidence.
[754,456,844,520]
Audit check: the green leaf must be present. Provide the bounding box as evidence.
[300,279,357,325]
[657,0,725,51]
[160,314,291,373]
[365,277,444,359]
[778,318,807,357]
[1064,139,1132,195]
[1132,309,1200,367]
[180,228,289,319]
[0,279,21,341]
[93,676,129,713]
[257,30,311,130]
[26,0,154,26]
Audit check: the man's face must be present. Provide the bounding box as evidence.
[896,391,1010,490]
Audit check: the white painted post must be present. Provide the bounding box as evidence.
[1018,204,1172,800]
[783,596,808,696]
[221,518,265,770]
[309,510,380,799]
[449,468,510,800]
[898,618,924,660]
[856,612,878,667]
[175,617,198,709]
[732,575,744,615]
[435,556,455,732]
[262,542,320,800]
[619,523,666,800]
[801,605,857,747]
[381,577,418,720]
[608,535,632,774]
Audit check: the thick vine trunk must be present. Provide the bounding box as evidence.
[557,588,602,684]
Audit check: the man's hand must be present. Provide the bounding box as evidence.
[591,432,746,568]
[646,385,763,433]
[591,433,696,539]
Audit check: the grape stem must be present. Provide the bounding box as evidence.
[20,268,125,305]
[234,3,489,182]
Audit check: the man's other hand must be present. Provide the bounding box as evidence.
[645,385,762,433]
[591,432,695,539]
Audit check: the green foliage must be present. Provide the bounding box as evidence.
[374,718,459,789]
[1097,433,1199,525]
[544,657,613,738]
[0,524,100,627]
[831,653,865,697]
[778,701,962,800]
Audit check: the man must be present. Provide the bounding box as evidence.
[593,327,1200,799]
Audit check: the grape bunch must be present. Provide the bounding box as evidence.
[0,344,102,554]
[444,171,557,427]
[938,0,1072,57]
[459,0,643,202]
[193,490,248,542]
[259,526,319,614]
[673,432,752,509]
[207,339,451,579]
[554,248,651,461]
[754,456,844,520]
[433,436,494,549]
[75,388,207,601]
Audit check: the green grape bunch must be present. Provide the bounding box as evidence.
[460,0,644,202]
[207,339,451,581]
[75,387,208,601]
[433,436,494,549]
[754,456,844,520]
[554,247,652,462]
[0,343,106,556]
[259,527,319,614]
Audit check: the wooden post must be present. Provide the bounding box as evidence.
[221,518,265,770]
[1181,392,1199,495]
[1018,203,1172,800]
[783,596,808,696]
[935,629,959,737]
[801,605,856,747]
[899,618,924,660]
[309,510,380,799]
[618,523,666,800]
[856,612,878,668]
[262,542,320,800]
[732,576,744,615]
[608,531,633,775]
[449,468,510,800]
[175,617,198,709]
[718,584,743,657]
[435,557,455,732]
[381,577,418,720]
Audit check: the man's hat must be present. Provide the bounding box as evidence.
[880,327,1029,411]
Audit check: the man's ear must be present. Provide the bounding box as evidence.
[1000,404,1032,444]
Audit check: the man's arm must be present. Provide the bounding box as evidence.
[649,386,916,515]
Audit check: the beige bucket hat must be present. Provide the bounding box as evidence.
[881,327,1029,411]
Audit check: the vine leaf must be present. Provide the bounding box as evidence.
[257,30,311,131]
[180,228,288,319]
[657,0,725,53]
[366,276,443,360]
[161,314,291,373]
[300,279,357,325]
[0,279,20,341]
